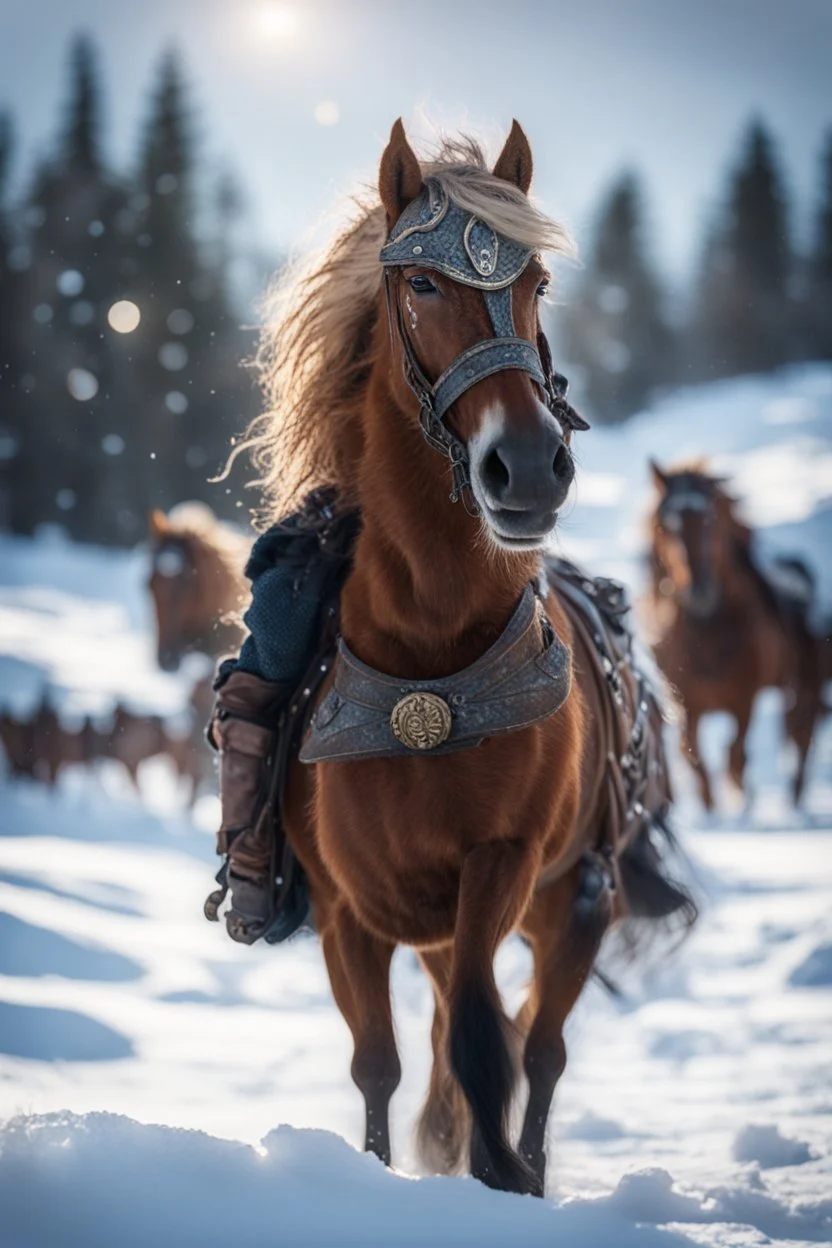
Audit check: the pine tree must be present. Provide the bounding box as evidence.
[0,111,24,530]
[561,172,674,423]
[132,50,255,523]
[64,35,100,175]
[806,130,832,360]
[690,119,794,378]
[20,33,136,542]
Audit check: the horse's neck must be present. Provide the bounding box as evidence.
[711,531,760,609]
[199,542,242,612]
[341,387,537,678]
[194,542,246,651]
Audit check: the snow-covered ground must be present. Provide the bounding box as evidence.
[1,366,831,1246]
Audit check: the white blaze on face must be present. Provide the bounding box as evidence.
[468,407,507,476]
[467,405,507,515]
[156,548,186,578]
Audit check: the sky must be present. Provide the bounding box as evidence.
[1,0,831,294]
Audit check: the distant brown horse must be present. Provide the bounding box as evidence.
[647,461,824,809]
[240,120,693,1196]
[148,503,248,672]
[0,696,208,802]
[0,698,91,786]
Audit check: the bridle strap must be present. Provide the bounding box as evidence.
[432,338,548,421]
[383,270,589,516]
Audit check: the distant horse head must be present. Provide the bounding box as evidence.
[147,504,248,671]
[649,460,742,618]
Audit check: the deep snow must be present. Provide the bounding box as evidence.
[1,365,831,1246]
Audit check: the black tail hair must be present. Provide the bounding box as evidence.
[617,816,698,951]
[449,978,538,1195]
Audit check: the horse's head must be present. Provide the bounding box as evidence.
[650,461,731,617]
[377,120,586,551]
[147,509,201,671]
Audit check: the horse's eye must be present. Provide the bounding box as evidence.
[536,281,550,298]
[407,274,437,295]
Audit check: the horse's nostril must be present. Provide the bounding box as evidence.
[485,447,510,493]
[553,443,571,480]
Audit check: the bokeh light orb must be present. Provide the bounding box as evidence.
[314,101,340,126]
[57,269,84,297]
[108,300,141,334]
[102,434,125,456]
[167,308,194,335]
[165,390,189,414]
[56,488,77,511]
[158,342,188,371]
[66,368,99,402]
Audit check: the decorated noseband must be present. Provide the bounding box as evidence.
[379,178,588,514]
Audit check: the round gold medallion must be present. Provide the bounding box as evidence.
[390,691,452,751]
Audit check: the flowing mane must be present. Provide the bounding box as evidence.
[239,133,575,527]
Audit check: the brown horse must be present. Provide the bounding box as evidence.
[0,697,84,786]
[243,121,692,1197]
[148,503,248,672]
[0,696,206,799]
[647,461,824,809]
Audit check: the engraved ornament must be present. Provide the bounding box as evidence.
[390,691,452,750]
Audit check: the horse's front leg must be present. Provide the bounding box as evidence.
[321,904,400,1165]
[680,708,714,810]
[449,838,541,1195]
[728,699,753,804]
[518,857,612,1192]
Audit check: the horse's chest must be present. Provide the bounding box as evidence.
[661,611,746,685]
[314,752,526,944]
[322,812,462,943]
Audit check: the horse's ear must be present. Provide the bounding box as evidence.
[649,459,669,493]
[379,119,423,228]
[492,120,533,194]
[148,509,168,539]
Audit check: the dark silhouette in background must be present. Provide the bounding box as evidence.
[691,120,794,380]
[0,35,830,537]
[0,36,258,544]
[807,131,832,361]
[561,172,675,424]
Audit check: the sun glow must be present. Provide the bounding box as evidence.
[253,3,298,40]
[314,100,340,126]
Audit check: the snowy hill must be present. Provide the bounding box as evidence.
[1,367,831,1246]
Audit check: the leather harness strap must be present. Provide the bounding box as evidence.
[299,583,571,763]
[540,559,672,882]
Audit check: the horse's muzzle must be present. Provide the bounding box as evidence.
[471,411,574,548]
[684,582,720,618]
[158,647,182,673]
